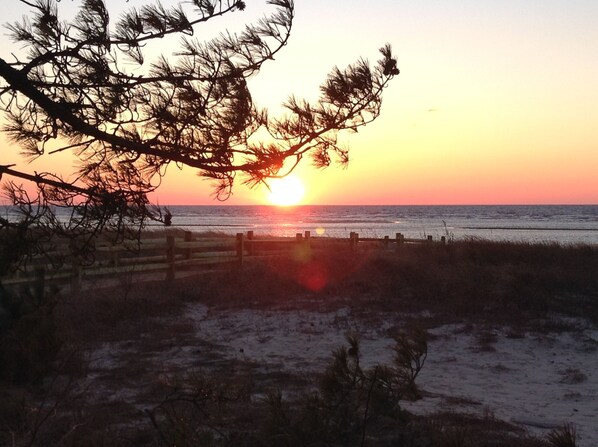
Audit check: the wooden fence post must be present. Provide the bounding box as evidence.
[384,235,389,247]
[441,236,446,245]
[295,233,304,253]
[395,233,404,252]
[350,232,359,251]
[184,231,193,259]
[166,235,175,281]
[236,233,244,265]
[304,231,311,249]
[427,235,433,243]
[247,231,254,256]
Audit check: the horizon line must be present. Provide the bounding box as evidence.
[157,203,598,207]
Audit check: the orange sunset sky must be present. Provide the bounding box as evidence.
[1,0,597,206]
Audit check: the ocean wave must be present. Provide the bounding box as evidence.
[460,226,598,231]
[146,223,247,227]
[303,219,394,224]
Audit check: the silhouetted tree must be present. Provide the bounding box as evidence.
[0,0,399,265]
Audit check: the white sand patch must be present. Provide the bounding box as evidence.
[81,302,597,445]
[404,324,598,445]
[185,303,598,446]
[185,303,398,372]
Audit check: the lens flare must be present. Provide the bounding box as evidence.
[297,261,329,292]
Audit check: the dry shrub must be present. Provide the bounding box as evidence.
[0,278,61,384]
[256,331,426,446]
[146,371,254,447]
[322,240,598,324]
[546,423,578,447]
[412,412,549,447]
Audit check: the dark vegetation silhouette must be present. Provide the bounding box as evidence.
[0,0,398,420]
[145,333,428,446]
[0,0,399,262]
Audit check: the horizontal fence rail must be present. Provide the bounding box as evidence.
[1,231,445,292]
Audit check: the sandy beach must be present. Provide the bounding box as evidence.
[81,299,597,445]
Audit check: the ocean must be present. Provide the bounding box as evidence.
[2,204,597,245]
[152,205,598,245]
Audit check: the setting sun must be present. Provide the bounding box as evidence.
[267,175,305,206]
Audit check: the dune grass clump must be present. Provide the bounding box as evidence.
[546,423,578,447]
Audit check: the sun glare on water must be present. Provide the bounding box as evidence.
[267,175,305,206]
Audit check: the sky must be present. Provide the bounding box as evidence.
[1,0,597,205]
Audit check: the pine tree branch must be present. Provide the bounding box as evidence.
[0,165,95,198]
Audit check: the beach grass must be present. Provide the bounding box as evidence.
[1,238,596,445]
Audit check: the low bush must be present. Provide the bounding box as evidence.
[0,276,61,384]
[547,424,578,447]
[145,331,427,447]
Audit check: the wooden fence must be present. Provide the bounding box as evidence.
[1,231,445,292]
